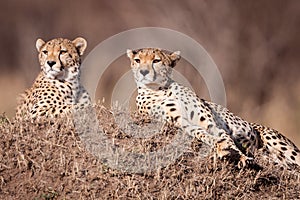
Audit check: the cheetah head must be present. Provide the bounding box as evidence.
[127,48,181,89]
[36,37,87,81]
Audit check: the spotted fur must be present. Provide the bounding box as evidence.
[127,48,300,168]
[16,37,91,120]
[251,123,300,168]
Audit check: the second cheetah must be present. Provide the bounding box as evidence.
[126,48,300,168]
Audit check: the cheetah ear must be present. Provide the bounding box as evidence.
[170,51,181,68]
[126,49,136,59]
[36,38,45,52]
[72,37,87,56]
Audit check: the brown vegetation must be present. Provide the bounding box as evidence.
[0,105,299,199]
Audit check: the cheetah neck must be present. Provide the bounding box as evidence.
[41,65,81,94]
[63,65,80,83]
[137,79,174,91]
[137,82,173,97]
[65,65,83,102]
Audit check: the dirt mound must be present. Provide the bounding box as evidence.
[0,105,299,199]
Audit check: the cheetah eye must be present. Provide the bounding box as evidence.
[60,50,67,54]
[42,50,48,55]
[153,59,161,64]
[134,59,140,63]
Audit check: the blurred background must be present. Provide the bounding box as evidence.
[0,0,299,145]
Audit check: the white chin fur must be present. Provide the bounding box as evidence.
[45,69,63,79]
[138,78,152,85]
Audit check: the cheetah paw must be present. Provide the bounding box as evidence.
[238,155,254,168]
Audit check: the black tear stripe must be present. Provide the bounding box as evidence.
[58,54,64,67]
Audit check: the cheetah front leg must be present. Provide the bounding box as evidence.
[213,129,254,168]
[181,118,253,168]
[160,99,253,168]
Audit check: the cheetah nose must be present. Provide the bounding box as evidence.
[140,69,149,76]
[47,61,56,68]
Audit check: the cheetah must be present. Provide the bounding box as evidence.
[126,48,300,168]
[16,37,91,120]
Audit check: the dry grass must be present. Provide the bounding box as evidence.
[0,104,300,199]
